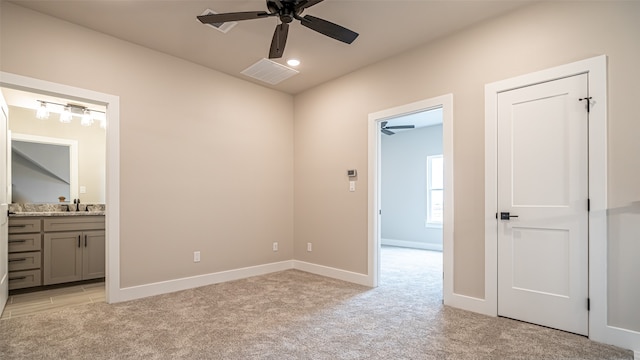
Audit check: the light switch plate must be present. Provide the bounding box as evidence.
[349,181,356,192]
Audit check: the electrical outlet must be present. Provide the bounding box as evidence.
[273,242,278,251]
[307,242,312,252]
[193,251,200,263]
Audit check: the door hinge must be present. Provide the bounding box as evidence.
[587,198,591,212]
[579,97,593,112]
[379,209,382,215]
[587,298,591,311]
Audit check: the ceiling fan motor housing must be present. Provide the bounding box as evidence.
[268,0,301,23]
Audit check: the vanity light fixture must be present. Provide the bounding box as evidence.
[35,100,105,128]
[81,109,93,126]
[60,106,73,123]
[36,101,49,119]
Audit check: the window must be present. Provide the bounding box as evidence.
[426,155,443,226]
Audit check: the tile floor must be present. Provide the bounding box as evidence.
[0,282,105,320]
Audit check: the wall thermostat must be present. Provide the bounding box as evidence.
[347,169,357,177]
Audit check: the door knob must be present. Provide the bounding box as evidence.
[500,212,519,220]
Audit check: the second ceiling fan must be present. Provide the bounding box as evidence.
[381,121,415,136]
[197,0,359,59]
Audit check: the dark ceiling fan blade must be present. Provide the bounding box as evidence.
[380,121,388,128]
[197,11,271,24]
[269,23,289,59]
[300,15,359,44]
[385,125,415,130]
[295,0,325,11]
[381,129,395,136]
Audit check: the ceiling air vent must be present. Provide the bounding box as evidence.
[241,58,299,85]
[199,9,237,33]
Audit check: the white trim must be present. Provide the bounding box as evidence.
[426,154,444,226]
[120,260,373,302]
[634,350,639,360]
[11,132,79,201]
[119,261,294,302]
[381,238,442,252]
[486,56,638,352]
[368,94,453,298]
[1,71,121,304]
[293,260,371,286]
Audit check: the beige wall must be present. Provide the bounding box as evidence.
[1,3,294,287]
[293,0,640,304]
[8,105,106,203]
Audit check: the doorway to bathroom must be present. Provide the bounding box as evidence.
[0,72,121,318]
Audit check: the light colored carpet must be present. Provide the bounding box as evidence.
[0,246,633,359]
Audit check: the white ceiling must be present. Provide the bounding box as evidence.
[8,0,535,95]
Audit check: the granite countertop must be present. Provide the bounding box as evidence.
[8,203,106,217]
[10,211,105,217]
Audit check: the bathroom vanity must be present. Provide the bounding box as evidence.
[8,207,105,290]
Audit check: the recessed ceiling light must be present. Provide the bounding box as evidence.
[287,59,301,67]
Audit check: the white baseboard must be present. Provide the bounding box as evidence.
[293,260,372,287]
[444,292,495,317]
[114,260,371,303]
[381,238,443,251]
[117,260,294,302]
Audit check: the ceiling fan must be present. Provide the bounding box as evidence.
[380,121,415,135]
[197,0,359,59]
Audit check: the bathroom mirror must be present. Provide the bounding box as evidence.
[11,133,78,203]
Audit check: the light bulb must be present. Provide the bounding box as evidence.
[36,102,49,119]
[60,106,72,123]
[287,59,300,67]
[81,109,93,126]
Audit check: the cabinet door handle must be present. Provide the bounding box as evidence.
[8,239,27,243]
[85,235,88,247]
[9,276,27,281]
[78,235,81,248]
[9,224,27,228]
[8,258,27,262]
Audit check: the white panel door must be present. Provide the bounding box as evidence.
[0,92,8,313]
[497,74,589,335]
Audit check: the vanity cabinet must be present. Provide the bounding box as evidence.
[7,215,105,289]
[43,217,105,285]
[8,218,43,290]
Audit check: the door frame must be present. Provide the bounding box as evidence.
[0,71,121,304]
[367,94,453,293]
[485,55,639,351]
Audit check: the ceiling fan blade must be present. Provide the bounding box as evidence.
[380,121,388,128]
[197,11,270,24]
[300,15,359,44]
[295,0,325,11]
[269,23,289,59]
[381,129,395,136]
[385,125,415,130]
